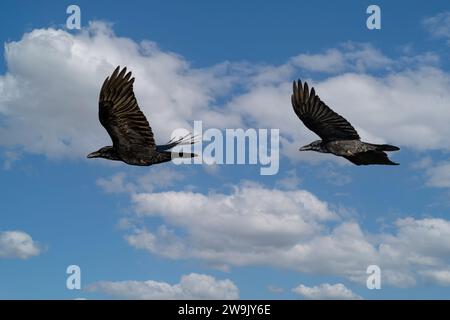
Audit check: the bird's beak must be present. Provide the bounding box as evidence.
[87,151,100,158]
[299,145,312,151]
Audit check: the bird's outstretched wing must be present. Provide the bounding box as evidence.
[344,151,399,166]
[99,66,155,153]
[291,80,360,142]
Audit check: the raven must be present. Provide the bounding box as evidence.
[291,80,399,165]
[88,66,197,165]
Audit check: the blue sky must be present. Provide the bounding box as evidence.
[1,0,450,299]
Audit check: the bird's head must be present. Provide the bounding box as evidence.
[87,146,120,160]
[299,140,324,152]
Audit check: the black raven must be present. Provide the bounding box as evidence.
[291,80,399,165]
[88,66,197,165]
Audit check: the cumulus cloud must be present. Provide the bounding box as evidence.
[292,43,392,73]
[1,22,450,166]
[0,22,240,159]
[267,285,284,294]
[412,158,450,189]
[97,167,186,194]
[128,183,338,259]
[97,172,136,194]
[228,67,450,163]
[0,231,42,259]
[2,150,21,170]
[423,11,450,44]
[420,269,450,286]
[425,162,450,188]
[318,165,352,186]
[121,183,450,288]
[410,156,433,170]
[2,21,450,291]
[86,273,239,299]
[292,283,362,300]
[275,169,301,190]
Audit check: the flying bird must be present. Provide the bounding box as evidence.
[291,80,400,165]
[88,66,197,165]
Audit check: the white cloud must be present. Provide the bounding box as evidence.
[122,183,450,288]
[0,230,42,259]
[86,273,239,299]
[292,283,362,300]
[129,183,338,257]
[0,22,239,159]
[97,167,186,194]
[292,43,392,73]
[423,11,450,44]
[97,172,136,194]
[228,67,450,165]
[3,21,450,290]
[292,49,346,73]
[135,167,186,192]
[2,150,21,170]
[410,156,433,170]
[410,158,450,189]
[318,165,352,186]
[425,162,450,188]
[375,218,450,287]
[1,23,450,166]
[421,269,450,286]
[267,285,284,294]
[275,169,301,190]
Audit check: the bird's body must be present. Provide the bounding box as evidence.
[326,140,371,156]
[88,66,196,165]
[308,140,399,165]
[291,80,399,165]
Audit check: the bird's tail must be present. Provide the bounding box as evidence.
[370,143,400,152]
[170,151,197,159]
[156,133,199,152]
[152,151,197,165]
